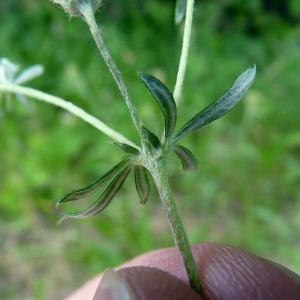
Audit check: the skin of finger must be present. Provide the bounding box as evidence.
[196,243,300,300]
[63,275,103,300]
[116,243,300,300]
[63,243,300,300]
[93,266,203,300]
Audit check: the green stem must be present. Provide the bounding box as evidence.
[149,157,203,295]
[81,6,143,138]
[0,84,140,150]
[173,0,194,105]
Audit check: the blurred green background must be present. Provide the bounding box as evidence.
[1,0,300,299]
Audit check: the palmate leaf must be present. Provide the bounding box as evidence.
[57,159,130,205]
[173,65,256,142]
[173,145,198,171]
[134,165,150,204]
[139,73,177,143]
[175,0,187,24]
[58,165,132,223]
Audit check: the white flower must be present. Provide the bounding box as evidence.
[0,57,44,109]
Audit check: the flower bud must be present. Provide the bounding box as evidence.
[51,0,103,17]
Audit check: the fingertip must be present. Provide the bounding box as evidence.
[93,268,138,300]
[119,266,203,300]
[194,243,300,300]
[95,266,203,300]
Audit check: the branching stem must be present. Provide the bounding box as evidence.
[148,157,203,295]
[0,84,140,150]
[173,0,194,105]
[81,6,144,138]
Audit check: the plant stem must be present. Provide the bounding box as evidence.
[0,84,140,150]
[173,0,194,105]
[81,6,143,138]
[149,157,203,295]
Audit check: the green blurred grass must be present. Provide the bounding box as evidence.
[1,0,300,299]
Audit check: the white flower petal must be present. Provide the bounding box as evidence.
[15,64,44,84]
[16,94,29,107]
[0,58,20,83]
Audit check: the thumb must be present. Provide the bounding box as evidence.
[93,266,202,300]
[94,243,300,300]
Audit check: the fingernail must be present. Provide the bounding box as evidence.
[94,268,138,300]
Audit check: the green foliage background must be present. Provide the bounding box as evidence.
[1,0,300,299]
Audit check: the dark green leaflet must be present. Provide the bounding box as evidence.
[134,165,150,204]
[58,165,132,222]
[139,73,177,143]
[141,126,162,154]
[57,159,130,205]
[173,144,198,171]
[114,142,141,156]
[173,65,256,142]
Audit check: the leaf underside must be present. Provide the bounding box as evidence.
[173,144,198,171]
[57,159,130,205]
[134,165,150,204]
[173,65,256,142]
[58,165,132,222]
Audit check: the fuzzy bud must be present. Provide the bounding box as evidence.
[51,0,103,17]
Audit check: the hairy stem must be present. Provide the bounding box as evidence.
[81,6,143,138]
[149,157,203,295]
[0,84,140,149]
[173,0,195,105]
